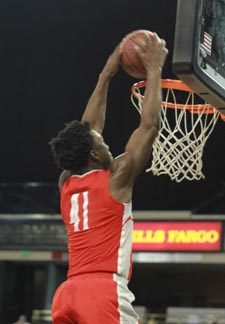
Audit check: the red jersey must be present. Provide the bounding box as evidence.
[60,169,133,281]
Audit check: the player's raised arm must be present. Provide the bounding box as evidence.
[125,33,168,163]
[110,33,168,201]
[81,46,121,134]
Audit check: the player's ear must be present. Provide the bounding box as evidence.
[90,149,101,161]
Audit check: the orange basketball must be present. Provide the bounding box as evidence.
[120,30,153,79]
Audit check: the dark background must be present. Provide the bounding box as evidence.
[0,0,225,212]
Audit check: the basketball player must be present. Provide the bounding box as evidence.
[50,32,168,324]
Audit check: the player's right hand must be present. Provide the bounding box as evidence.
[134,32,168,73]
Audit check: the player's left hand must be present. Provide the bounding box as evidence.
[102,45,121,78]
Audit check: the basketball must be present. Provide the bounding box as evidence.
[120,29,153,79]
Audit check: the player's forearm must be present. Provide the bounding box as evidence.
[81,72,111,134]
[81,46,120,133]
[140,68,162,130]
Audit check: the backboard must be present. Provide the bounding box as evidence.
[173,0,225,117]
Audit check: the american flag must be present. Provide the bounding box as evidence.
[200,31,213,56]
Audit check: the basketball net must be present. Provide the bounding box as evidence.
[131,79,223,182]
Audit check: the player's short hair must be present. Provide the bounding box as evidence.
[49,120,94,171]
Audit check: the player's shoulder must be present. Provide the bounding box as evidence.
[109,153,136,187]
[59,169,109,192]
[110,153,135,174]
[58,170,72,191]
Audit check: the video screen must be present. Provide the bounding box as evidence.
[200,0,225,78]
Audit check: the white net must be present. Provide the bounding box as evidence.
[131,80,220,182]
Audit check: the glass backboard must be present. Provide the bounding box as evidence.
[173,0,225,117]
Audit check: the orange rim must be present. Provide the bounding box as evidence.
[131,79,218,114]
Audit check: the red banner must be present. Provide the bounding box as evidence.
[132,222,222,251]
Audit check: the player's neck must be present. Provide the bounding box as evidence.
[72,162,105,175]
